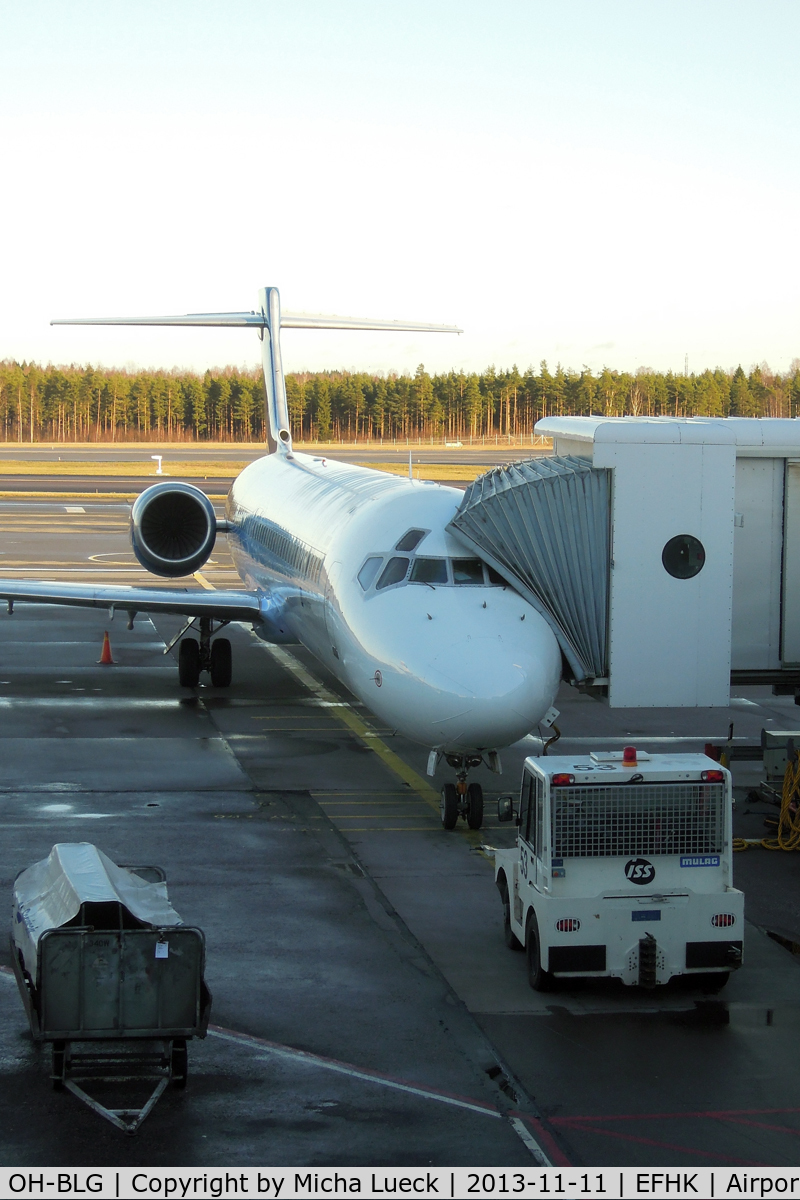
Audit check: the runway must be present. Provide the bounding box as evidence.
[1,493,800,1168]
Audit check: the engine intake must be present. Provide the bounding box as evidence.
[130,482,217,578]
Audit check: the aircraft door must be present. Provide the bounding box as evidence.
[324,560,343,658]
[518,770,535,890]
[533,776,545,889]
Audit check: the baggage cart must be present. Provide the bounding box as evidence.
[11,844,211,1133]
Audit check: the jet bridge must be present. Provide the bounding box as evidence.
[447,456,611,684]
[452,417,800,709]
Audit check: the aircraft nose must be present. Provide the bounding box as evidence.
[423,630,561,749]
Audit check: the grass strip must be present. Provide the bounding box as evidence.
[356,462,487,481]
[0,461,247,477]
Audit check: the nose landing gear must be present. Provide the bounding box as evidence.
[440,755,484,831]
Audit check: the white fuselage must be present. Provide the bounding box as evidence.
[226,451,561,755]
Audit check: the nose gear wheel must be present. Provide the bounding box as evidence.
[439,758,484,831]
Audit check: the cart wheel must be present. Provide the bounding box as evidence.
[52,1042,65,1091]
[178,638,201,687]
[440,783,458,830]
[526,911,554,991]
[466,782,484,830]
[171,1039,188,1088]
[499,878,523,951]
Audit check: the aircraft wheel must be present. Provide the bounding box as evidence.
[466,781,484,830]
[526,911,554,991]
[499,878,523,951]
[178,638,201,687]
[209,638,232,687]
[440,783,458,830]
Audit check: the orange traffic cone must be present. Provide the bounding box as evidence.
[97,631,115,665]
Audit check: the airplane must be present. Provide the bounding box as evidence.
[0,288,562,830]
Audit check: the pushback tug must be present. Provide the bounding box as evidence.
[494,747,743,989]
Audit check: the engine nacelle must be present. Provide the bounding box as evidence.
[130,482,217,578]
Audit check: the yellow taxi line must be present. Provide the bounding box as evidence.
[193,575,485,846]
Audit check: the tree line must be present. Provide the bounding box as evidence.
[1,359,799,443]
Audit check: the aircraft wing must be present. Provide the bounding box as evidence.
[0,580,263,623]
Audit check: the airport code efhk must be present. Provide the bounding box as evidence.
[7,1170,800,1198]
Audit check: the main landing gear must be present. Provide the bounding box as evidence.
[176,617,232,688]
[440,754,484,831]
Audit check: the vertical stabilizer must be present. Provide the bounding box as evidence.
[258,287,293,454]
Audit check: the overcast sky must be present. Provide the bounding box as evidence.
[1,1,798,378]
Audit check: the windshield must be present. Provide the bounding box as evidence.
[360,553,506,593]
[452,558,484,585]
[376,557,410,590]
[410,557,448,584]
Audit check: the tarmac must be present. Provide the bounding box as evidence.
[0,476,799,1168]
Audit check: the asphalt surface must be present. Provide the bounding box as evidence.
[0,442,543,494]
[0,495,799,1168]
[0,442,543,466]
[0,475,235,495]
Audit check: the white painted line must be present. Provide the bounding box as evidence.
[509,1116,552,1165]
[208,1025,501,1118]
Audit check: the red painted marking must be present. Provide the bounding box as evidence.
[560,1122,765,1166]
[510,1112,572,1165]
[717,1116,800,1137]
[553,1105,800,1123]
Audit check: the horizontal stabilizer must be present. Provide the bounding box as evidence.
[280,313,462,333]
[52,311,462,334]
[52,313,263,328]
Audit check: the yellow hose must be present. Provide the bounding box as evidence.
[732,757,800,851]
[760,757,800,851]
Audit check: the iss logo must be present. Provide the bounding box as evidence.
[625,858,656,885]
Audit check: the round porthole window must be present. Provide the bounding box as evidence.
[662,534,705,579]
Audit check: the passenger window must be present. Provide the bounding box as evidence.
[396,529,426,552]
[376,557,410,590]
[487,565,506,586]
[357,557,383,590]
[410,557,448,585]
[452,558,484,585]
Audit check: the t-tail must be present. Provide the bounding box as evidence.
[52,289,461,453]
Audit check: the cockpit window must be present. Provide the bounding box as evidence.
[410,557,448,585]
[360,552,506,595]
[376,556,410,590]
[452,558,484,585]
[357,557,383,590]
[395,529,426,552]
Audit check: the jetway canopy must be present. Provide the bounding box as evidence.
[534,416,800,708]
[447,455,610,681]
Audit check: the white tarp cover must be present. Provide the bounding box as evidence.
[12,843,181,980]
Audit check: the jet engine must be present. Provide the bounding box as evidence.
[130,482,217,577]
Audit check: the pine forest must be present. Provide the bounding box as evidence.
[1,359,799,443]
